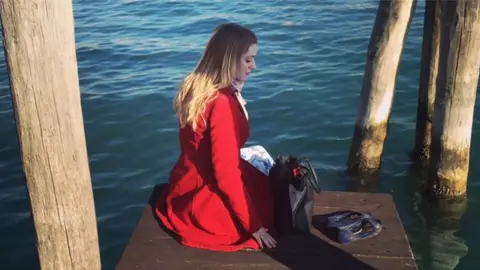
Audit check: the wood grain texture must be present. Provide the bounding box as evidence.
[414,0,441,164]
[116,184,417,270]
[348,0,416,172]
[429,0,480,198]
[0,1,101,269]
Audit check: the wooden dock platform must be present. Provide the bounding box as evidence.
[116,184,417,269]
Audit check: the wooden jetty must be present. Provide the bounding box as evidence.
[116,184,417,270]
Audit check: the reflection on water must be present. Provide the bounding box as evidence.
[415,190,468,270]
[422,195,468,269]
[345,170,381,193]
[401,166,468,270]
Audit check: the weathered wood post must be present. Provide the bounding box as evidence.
[428,0,480,198]
[0,1,101,269]
[414,0,441,165]
[347,0,416,173]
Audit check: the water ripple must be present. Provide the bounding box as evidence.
[1,0,479,269]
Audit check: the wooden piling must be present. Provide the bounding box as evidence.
[428,0,480,198]
[0,1,101,269]
[414,0,441,165]
[347,0,416,172]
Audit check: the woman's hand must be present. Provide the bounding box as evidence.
[252,226,277,249]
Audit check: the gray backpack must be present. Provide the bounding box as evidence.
[269,155,321,235]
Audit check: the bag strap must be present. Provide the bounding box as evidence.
[297,158,321,194]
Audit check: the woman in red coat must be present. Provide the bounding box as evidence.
[154,23,277,251]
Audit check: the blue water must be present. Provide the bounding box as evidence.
[1,0,479,269]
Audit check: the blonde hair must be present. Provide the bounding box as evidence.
[173,23,257,130]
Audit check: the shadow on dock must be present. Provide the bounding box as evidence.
[114,184,417,269]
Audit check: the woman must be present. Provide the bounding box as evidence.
[154,23,277,251]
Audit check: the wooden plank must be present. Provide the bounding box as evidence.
[313,191,397,211]
[117,184,417,269]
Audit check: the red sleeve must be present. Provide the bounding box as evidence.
[209,95,262,234]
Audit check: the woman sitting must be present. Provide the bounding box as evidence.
[154,23,277,251]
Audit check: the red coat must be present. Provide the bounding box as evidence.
[154,87,274,251]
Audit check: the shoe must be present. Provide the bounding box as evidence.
[327,211,375,229]
[337,216,382,244]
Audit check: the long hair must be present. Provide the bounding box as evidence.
[173,23,257,130]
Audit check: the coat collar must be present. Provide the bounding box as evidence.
[219,86,249,120]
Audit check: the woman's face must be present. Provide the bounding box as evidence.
[235,43,257,82]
